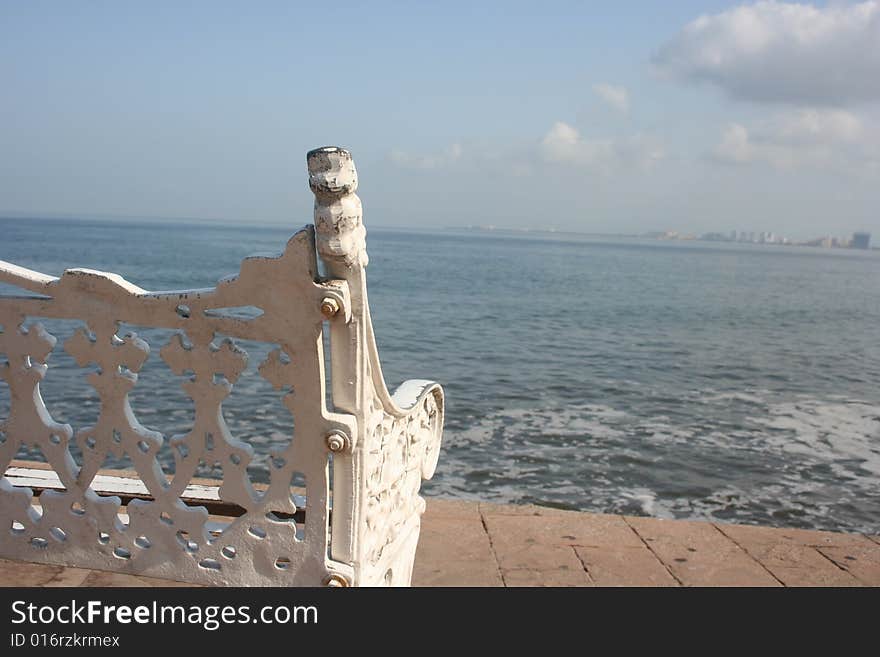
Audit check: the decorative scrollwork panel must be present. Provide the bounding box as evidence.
[0,146,444,586]
[0,226,351,585]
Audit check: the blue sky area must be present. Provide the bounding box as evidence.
[2,1,879,238]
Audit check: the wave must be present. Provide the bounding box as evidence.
[426,391,880,534]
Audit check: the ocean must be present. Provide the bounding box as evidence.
[1,217,879,534]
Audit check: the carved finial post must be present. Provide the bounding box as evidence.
[307,147,371,567]
[307,147,368,274]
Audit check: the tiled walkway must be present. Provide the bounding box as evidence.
[2,499,878,587]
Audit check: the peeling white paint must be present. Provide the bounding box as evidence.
[0,147,444,586]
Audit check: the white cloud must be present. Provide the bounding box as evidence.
[593,83,630,112]
[655,1,880,105]
[711,108,873,169]
[540,121,664,172]
[389,142,463,169]
[388,125,663,176]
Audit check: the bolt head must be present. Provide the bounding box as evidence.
[320,297,340,318]
[325,574,349,587]
[325,431,349,453]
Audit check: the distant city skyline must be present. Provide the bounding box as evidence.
[451,222,874,247]
[643,228,873,248]
[2,1,879,238]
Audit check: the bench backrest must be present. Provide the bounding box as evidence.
[0,147,444,586]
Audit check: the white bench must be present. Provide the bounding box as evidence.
[0,147,444,586]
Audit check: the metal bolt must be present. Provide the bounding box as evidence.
[325,573,349,587]
[320,297,340,319]
[325,431,349,453]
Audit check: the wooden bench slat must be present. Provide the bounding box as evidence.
[4,463,308,516]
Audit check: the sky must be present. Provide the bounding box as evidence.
[1,1,879,239]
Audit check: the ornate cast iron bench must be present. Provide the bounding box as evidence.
[0,147,444,586]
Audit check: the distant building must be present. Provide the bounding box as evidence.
[804,236,833,248]
[852,232,871,249]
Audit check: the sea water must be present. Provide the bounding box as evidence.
[1,217,878,533]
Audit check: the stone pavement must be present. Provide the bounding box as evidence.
[1,498,878,587]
